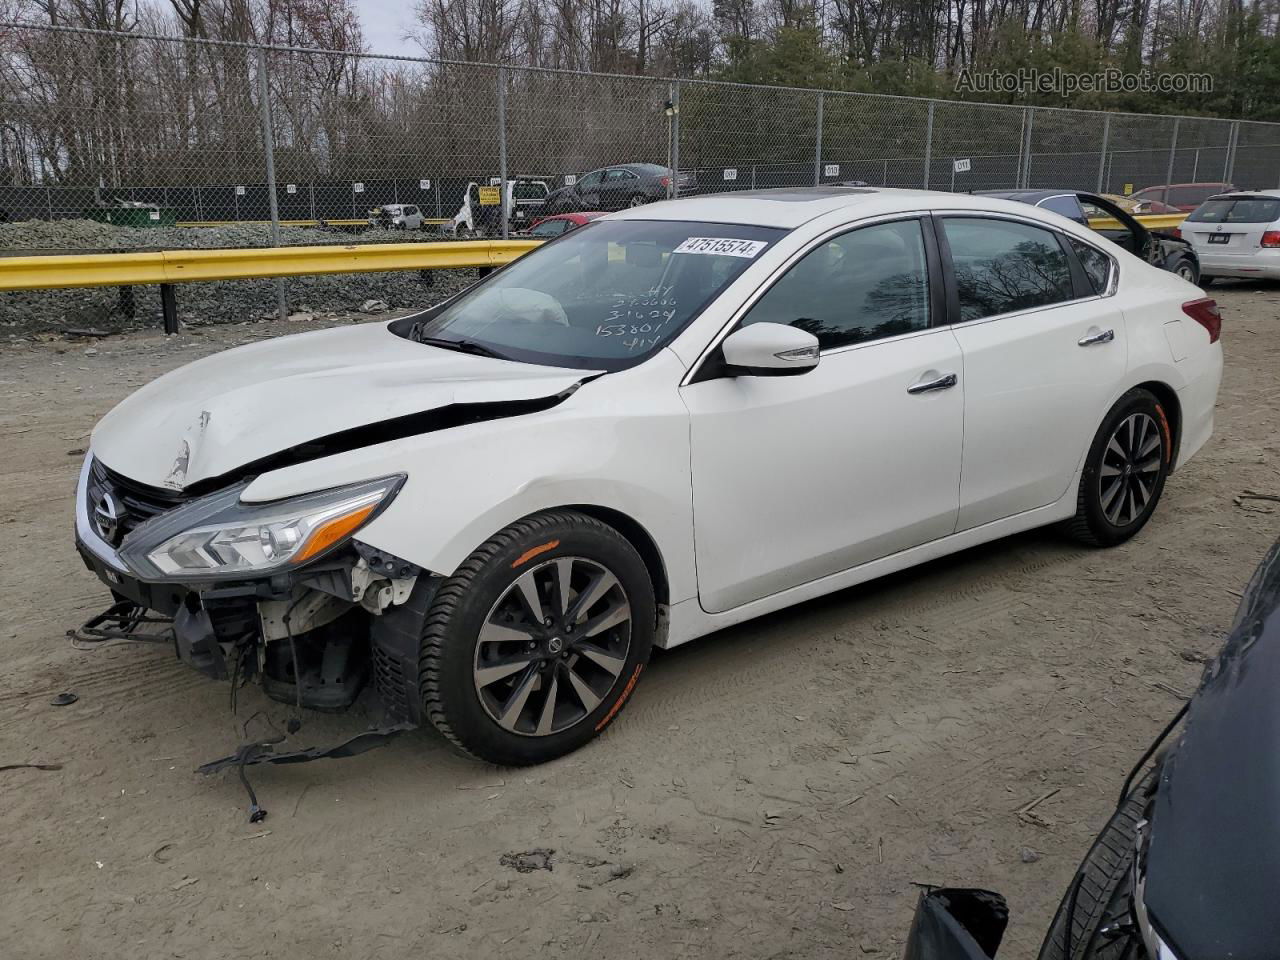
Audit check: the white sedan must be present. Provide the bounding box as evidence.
[76,188,1223,765]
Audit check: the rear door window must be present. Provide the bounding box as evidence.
[1069,238,1114,295]
[941,217,1076,322]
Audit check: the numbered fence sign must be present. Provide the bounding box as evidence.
[823,163,839,177]
[953,158,972,173]
[723,168,738,181]
[235,185,245,196]
[286,183,297,194]
[353,182,365,193]
[564,174,577,186]
[419,179,431,190]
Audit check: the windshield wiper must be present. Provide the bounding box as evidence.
[416,336,511,361]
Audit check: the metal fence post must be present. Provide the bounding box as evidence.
[497,67,509,240]
[671,81,681,197]
[1021,107,1035,188]
[922,101,934,189]
[1226,121,1240,183]
[1165,117,1180,189]
[814,91,824,187]
[256,47,287,322]
[1096,114,1111,192]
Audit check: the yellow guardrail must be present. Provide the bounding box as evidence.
[0,239,542,292]
[1088,213,1188,232]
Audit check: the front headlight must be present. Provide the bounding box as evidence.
[118,475,404,581]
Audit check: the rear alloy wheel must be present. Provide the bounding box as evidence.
[1067,388,1172,547]
[420,511,655,765]
[628,194,648,207]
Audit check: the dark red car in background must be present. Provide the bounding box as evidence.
[522,211,606,237]
[1129,182,1236,211]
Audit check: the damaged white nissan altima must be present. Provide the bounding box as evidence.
[76,187,1223,765]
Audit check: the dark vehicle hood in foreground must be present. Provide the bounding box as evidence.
[1144,539,1280,960]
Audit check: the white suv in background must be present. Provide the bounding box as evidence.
[1179,190,1280,282]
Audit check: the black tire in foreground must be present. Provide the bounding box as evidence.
[1037,768,1157,960]
[1067,388,1172,547]
[420,510,655,765]
[1167,253,1199,285]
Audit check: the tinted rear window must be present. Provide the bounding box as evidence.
[1187,197,1280,223]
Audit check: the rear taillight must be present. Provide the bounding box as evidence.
[1169,226,1181,239]
[660,176,671,187]
[1261,230,1280,248]
[1182,297,1221,343]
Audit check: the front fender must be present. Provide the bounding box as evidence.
[243,354,696,604]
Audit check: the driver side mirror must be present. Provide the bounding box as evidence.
[721,324,820,377]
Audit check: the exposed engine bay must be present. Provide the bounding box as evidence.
[76,456,430,717]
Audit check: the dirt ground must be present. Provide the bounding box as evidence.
[2,286,1278,960]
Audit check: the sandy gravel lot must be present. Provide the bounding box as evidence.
[2,285,1277,959]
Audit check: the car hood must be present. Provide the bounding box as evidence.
[1144,539,1280,960]
[91,320,595,490]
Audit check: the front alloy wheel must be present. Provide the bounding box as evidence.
[474,556,632,736]
[420,510,655,765]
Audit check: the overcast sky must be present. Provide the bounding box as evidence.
[351,0,419,57]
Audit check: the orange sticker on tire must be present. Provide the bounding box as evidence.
[512,539,560,568]
[596,664,644,731]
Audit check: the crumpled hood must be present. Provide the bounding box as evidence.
[91,321,594,489]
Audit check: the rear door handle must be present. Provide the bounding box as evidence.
[907,372,958,394]
[1078,328,1115,346]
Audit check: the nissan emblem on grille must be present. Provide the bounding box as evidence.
[93,490,120,544]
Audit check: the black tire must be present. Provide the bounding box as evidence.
[628,194,648,207]
[1037,768,1157,960]
[420,510,655,765]
[1066,388,1172,547]
[1168,254,1198,285]
[1200,275,1216,288]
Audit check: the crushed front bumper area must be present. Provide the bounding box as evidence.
[74,454,432,717]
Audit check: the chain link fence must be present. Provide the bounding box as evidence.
[1,21,1278,328]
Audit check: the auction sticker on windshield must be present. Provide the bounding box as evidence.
[673,237,768,258]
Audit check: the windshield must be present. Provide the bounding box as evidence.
[1186,197,1280,223]
[414,220,784,370]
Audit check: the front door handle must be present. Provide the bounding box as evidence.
[1078,328,1115,346]
[907,372,958,394]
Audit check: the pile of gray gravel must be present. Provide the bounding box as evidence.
[0,219,479,336]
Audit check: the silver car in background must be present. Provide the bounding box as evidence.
[367,203,425,230]
[1178,190,1280,283]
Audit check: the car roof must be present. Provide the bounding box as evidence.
[1135,182,1233,190]
[976,189,1084,202]
[1207,189,1280,199]
[541,211,607,222]
[605,186,1088,230]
